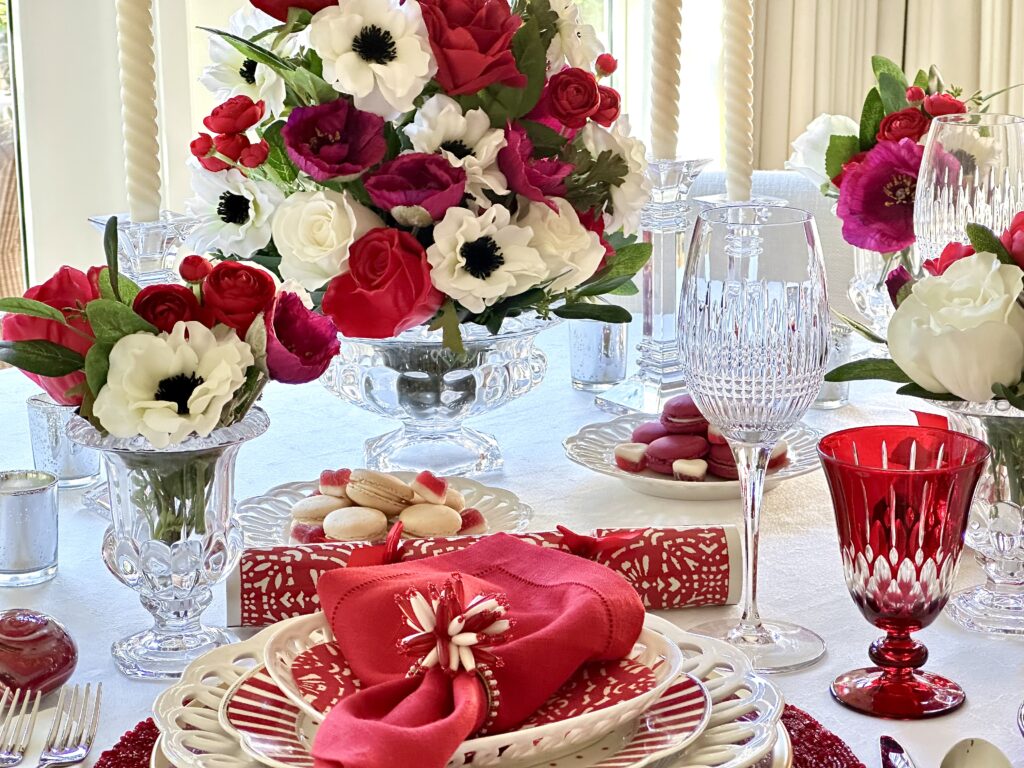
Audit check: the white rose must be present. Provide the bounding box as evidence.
[273,189,383,291]
[784,113,859,189]
[518,198,605,292]
[888,252,1024,401]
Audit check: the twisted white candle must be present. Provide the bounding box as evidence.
[723,0,754,202]
[116,0,161,223]
[650,0,682,160]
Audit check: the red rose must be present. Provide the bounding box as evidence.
[922,242,975,276]
[419,0,526,96]
[876,107,931,142]
[1,267,98,405]
[203,95,265,134]
[190,133,253,172]
[239,139,269,168]
[132,284,209,334]
[1000,211,1024,270]
[596,54,618,76]
[544,68,601,129]
[179,255,213,283]
[830,150,868,189]
[905,86,925,103]
[322,228,443,338]
[249,0,336,22]
[202,261,276,336]
[591,86,621,127]
[924,93,967,117]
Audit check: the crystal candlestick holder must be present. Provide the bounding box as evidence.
[595,157,711,415]
[87,212,197,286]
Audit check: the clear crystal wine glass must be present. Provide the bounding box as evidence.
[679,205,830,672]
[913,113,1024,268]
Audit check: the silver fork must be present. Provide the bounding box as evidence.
[35,684,102,768]
[0,688,41,767]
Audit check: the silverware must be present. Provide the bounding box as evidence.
[35,684,102,768]
[940,738,1013,768]
[1018,699,1024,738]
[880,736,918,768]
[0,689,41,768]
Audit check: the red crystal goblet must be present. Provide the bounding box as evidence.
[818,425,990,719]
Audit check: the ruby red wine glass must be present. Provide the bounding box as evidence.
[818,425,990,719]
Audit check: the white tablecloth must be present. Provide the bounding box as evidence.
[1,324,1021,767]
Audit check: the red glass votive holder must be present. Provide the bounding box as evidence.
[818,425,990,719]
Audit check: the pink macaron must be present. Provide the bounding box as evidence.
[631,421,670,444]
[646,434,709,475]
[660,395,709,435]
[707,442,789,480]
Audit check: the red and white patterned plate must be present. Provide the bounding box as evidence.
[219,664,710,768]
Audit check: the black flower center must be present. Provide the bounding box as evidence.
[352,25,397,65]
[440,140,473,160]
[155,373,205,415]
[883,174,916,207]
[460,236,505,280]
[238,58,258,85]
[217,192,251,225]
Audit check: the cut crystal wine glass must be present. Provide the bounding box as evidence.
[679,205,830,672]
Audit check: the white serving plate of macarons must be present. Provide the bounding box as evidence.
[236,470,533,546]
[563,414,822,501]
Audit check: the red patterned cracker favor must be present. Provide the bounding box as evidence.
[227,526,740,626]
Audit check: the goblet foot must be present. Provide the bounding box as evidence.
[947,584,1024,636]
[365,426,501,476]
[689,618,826,673]
[112,624,237,680]
[831,667,964,718]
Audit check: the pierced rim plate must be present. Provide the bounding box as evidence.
[236,472,533,547]
[563,415,822,501]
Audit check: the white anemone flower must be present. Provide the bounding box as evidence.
[518,198,606,292]
[546,0,602,71]
[405,95,509,206]
[310,0,435,120]
[426,205,546,314]
[198,6,300,118]
[93,322,255,449]
[579,117,651,235]
[187,163,284,259]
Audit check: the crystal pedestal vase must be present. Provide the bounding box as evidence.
[87,212,197,286]
[68,409,269,679]
[595,158,710,415]
[321,316,553,476]
[939,400,1024,635]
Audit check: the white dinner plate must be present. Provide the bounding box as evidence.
[563,414,822,501]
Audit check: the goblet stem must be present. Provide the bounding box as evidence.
[732,441,773,638]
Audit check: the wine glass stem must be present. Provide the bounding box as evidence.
[733,442,773,635]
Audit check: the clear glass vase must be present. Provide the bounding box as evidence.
[67,408,270,678]
[321,315,553,476]
[937,400,1024,635]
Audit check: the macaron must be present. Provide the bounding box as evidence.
[323,506,389,541]
[443,488,466,513]
[706,442,788,480]
[319,468,352,498]
[292,494,350,523]
[399,503,463,537]
[707,425,727,445]
[291,522,328,545]
[673,458,708,482]
[457,508,487,535]
[410,471,448,505]
[660,395,709,435]
[614,442,648,473]
[646,435,709,475]
[345,470,414,516]
[769,439,789,469]
[631,421,670,444]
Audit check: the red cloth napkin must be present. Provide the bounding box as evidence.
[311,534,645,768]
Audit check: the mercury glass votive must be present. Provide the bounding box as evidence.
[27,394,100,488]
[0,470,58,587]
[569,319,628,391]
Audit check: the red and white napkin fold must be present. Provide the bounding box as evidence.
[311,534,645,768]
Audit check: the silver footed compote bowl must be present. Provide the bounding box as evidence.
[321,314,554,476]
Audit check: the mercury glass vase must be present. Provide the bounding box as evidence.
[321,315,552,476]
[68,408,269,679]
[938,400,1024,635]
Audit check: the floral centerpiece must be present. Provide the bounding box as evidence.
[184,0,651,353]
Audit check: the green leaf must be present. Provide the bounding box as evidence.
[427,301,465,355]
[913,69,930,91]
[824,134,861,181]
[878,71,910,114]
[199,28,295,74]
[0,340,84,377]
[965,222,1014,264]
[824,358,910,384]
[261,121,298,185]
[897,382,961,401]
[519,119,566,157]
[609,279,639,296]
[605,231,639,252]
[859,88,885,151]
[0,297,66,324]
[84,341,114,395]
[993,382,1024,410]
[871,55,908,90]
[103,216,122,303]
[283,67,337,104]
[85,299,157,341]
[830,308,887,345]
[95,267,140,306]
[574,274,637,297]
[271,8,313,49]
[553,302,632,323]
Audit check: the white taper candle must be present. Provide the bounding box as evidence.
[723,0,754,202]
[116,0,162,223]
[650,0,682,159]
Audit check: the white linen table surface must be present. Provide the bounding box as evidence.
[1,323,1021,767]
